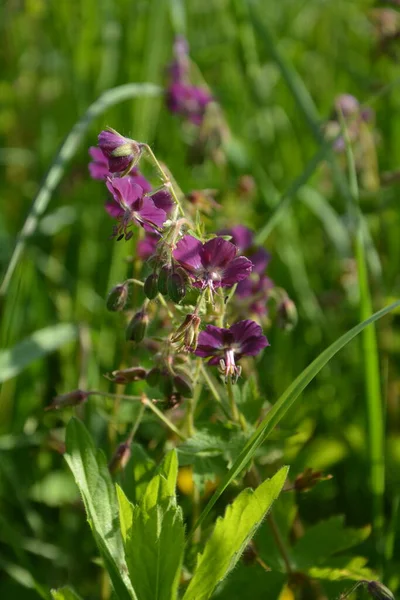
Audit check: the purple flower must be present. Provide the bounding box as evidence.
[195,320,269,381]
[98,128,140,174]
[88,146,109,180]
[173,235,253,292]
[168,36,190,82]
[236,274,274,317]
[219,225,270,274]
[150,189,174,216]
[166,83,212,126]
[137,232,159,260]
[106,178,166,238]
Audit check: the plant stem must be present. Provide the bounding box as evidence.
[88,390,186,440]
[141,143,185,216]
[226,377,240,423]
[341,112,385,562]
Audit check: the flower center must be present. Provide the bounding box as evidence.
[219,348,242,383]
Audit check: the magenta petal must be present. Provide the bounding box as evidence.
[89,161,109,180]
[105,201,123,219]
[196,325,226,353]
[221,256,253,286]
[230,320,269,356]
[130,170,152,193]
[201,237,237,269]
[108,155,133,174]
[223,225,253,252]
[89,146,108,163]
[137,197,166,230]
[173,235,203,273]
[106,178,143,208]
[137,233,159,260]
[151,189,174,215]
[251,248,271,274]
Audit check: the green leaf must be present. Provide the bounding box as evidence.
[292,516,371,570]
[213,565,286,600]
[191,300,400,538]
[183,466,288,600]
[131,443,156,504]
[118,451,184,600]
[141,449,178,513]
[0,324,78,383]
[51,588,83,600]
[125,500,185,600]
[64,418,136,600]
[177,424,248,492]
[307,556,375,582]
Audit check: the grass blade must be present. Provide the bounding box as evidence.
[0,83,162,296]
[189,299,400,539]
[0,323,78,383]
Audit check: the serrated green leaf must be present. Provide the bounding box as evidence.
[51,587,83,600]
[131,443,156,503]
[183,466,288,600]
[307,556,375,582]
[116,485,134,544]
[125,500,185,600]
[64,418,136,600]
[292,516,370,570]
[141,449,178,513]
[0,324,78,382]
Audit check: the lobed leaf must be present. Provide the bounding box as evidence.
[64,418,136,600]
[183,466,288,600]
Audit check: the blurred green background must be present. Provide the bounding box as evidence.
[1,0,400,598]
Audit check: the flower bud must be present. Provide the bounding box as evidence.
[98,127,141,175]
[126,310,148,342]
[144,273,159,300]
[171,313,201,352]
[45,389,89,411]
[277,297,298,332]
[157,266,171,296]
[160,373,174,397]
[146,367,162,387]
[367,581,395,600]
[106,283,128,312]
[173,374,193,398]
[167,271,186,303]
[105,366,147,384]
[108,441,131,474]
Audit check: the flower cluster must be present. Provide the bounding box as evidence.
[166,36,213,126]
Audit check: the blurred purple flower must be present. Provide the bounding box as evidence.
[166,83,212,126]
[137,232,159,260]
[236,274,274,316]
[195,319,269,381]
[173,235,253,291]
[219,225,271,274]
[106,178,166,238]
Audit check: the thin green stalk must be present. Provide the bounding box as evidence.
[1,83,162,296]
[341,114,385,561]
[89,390,186,440]
[226,378,240,423]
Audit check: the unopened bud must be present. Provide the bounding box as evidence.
[45,389,89,411]
[157,266,171,296]
[98,127,141,175]
[171,313,201,352]
[277,297,298,332]
[105,366,147,384]
[126,310,148,342]
[173,374,193,398]
[108,441,131,474]
[146,367,162,387]
[293,468,332,493]
[106,283,128,312]
[167,271,186,303]
[144,273,159,300]
[367,581,395,600]
[160,373,174,397]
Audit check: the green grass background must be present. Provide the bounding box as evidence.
[1,0,400,598]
